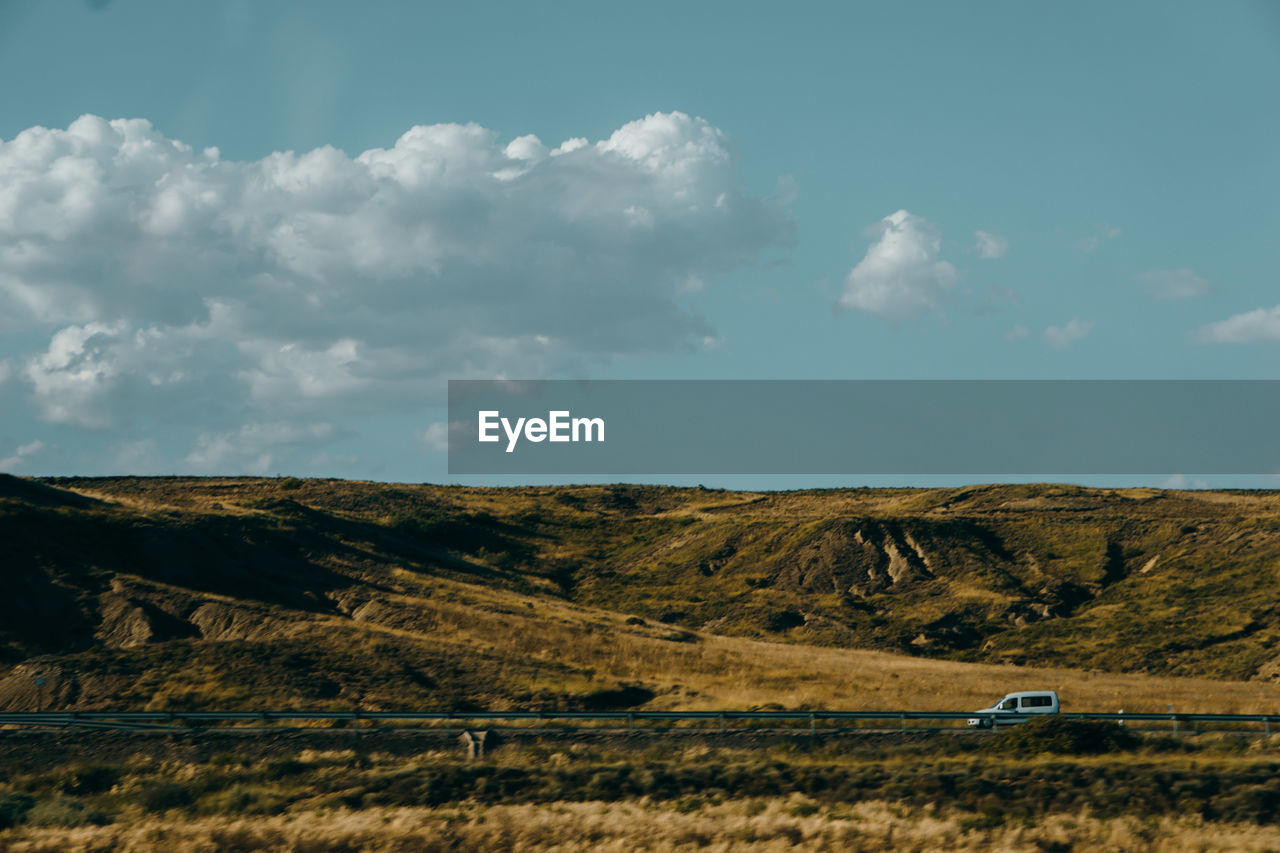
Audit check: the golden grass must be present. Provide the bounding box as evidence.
[345,570,1280,715]
[4,798,1280,853]
[16,476,1280,716]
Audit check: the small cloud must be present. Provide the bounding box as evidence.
[417,422,451,452]
[839,210,957,320]
[1004,324,1030,340]
[1161,474,1209,490]
[1137,268,1212,300]
[308,451,358,469]
[774,174,799,205]
[1195,306,1280,344]
[112,439,158,473]
[1075,224,1122,253]
[973,230,1008,259]
[0,440,46,472]
[1043,318,1093,348]
[184,422,336,474]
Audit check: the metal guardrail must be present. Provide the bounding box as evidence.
[0,710,1278,733]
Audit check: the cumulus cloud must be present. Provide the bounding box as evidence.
[1137,268,1212,300]
[839,210,957,319]
[1196,306,1280,343]
[417,422,450,453]
[0,440,46,472]
[0,112,792,452]
[1075,224,1122,253]
[1043,318,1093,348]
[1004,324,1030,340]
[973,230,1008,259]
[184,422,338,474]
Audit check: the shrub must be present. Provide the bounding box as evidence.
[137,781,194,812]
[56,764,120,795]
[261,759,306,781]
[766,611,805,632]
[25,796,111,827]
[198,785,286,817]
[0,793,34,829]
[997,716,1139,755]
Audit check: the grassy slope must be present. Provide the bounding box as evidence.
[3,475,1280,712]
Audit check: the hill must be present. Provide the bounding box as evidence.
[3,475,1280,713]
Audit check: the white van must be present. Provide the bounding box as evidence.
[967,690,1060,728]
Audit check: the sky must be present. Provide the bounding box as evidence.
[0,0,1277,487]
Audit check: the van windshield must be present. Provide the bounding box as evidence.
[999,698,1018,710]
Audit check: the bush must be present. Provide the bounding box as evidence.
[261,758,306,781]
[137,781,193,812]
[997,716,1139,755]
[0,793,34,829]
[197,785,286,817]
[56,764,120,795]
[25,796,111,827]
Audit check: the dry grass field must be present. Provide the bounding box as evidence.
[6,799,1280,853]
[5,475,1280,715]
[6,476,1280,849]
[5,735,1280,851]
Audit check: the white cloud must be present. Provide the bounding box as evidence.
[1196,306,1280,343]
[1076,225,1122,253]
[839,210,957,319]
[1161,474,1209,490]
[185,422,337,474]
[111,439,159,473]
[1137,268,1212,300]
[1004,324,1030,340]
[1043,318,1093,348]
[417,422,450,453]
[973,230,1008,259]
[0,440,46,472]
[0,112,792,451]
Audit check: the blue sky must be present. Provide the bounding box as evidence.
[0,0,1277,486]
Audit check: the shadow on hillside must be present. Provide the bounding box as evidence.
[0,475,102,509]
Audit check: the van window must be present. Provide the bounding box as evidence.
[999,698,1018,710]
[1024,695,1053,708]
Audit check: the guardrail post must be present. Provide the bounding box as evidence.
[627,712,634,734]
[1266,716,1271,737]
[900,713,906,734]
[810,713,816,736]
[719,712,726,735]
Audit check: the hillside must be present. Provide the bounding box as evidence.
[3,475,1280,713]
